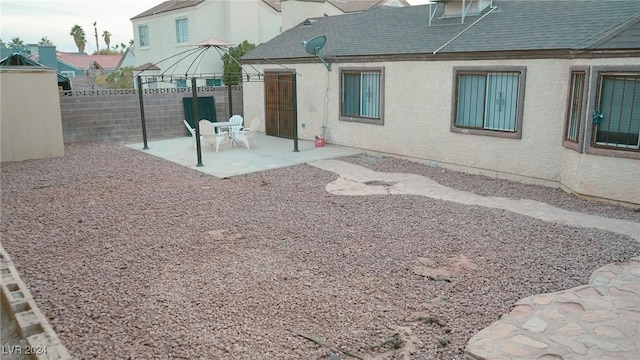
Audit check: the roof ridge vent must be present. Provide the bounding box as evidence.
[303,18,318,26]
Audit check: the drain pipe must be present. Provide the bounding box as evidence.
[433,5,498,55]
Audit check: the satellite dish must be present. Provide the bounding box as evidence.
[304,35,326,56]
[302,35,331,71]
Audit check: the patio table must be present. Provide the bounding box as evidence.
[211,121,237,147]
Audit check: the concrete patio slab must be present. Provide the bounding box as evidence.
[127,133,362,178]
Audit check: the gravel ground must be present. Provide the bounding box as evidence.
[1,142,639,360]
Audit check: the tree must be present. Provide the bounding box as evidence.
[120,43,127,53]
[129,39,134,47]
[0,39,5,48]
[92,21,100,53]
[222,40,256,85]
[102,30,112,50]
[39,36,54,46]
[70,25,87,53]
[95,66,134,89]
[8,37,24,48]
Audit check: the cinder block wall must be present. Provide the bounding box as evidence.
[59,87,244,143]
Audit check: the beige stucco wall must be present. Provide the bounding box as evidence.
[243,56,640,205]
[1,67,64,162]
[560,148,640,205]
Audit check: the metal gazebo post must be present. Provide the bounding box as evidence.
[292,72,299,152]
[136,76,149,149]
[191,77,204,167]
[227,73,233,119]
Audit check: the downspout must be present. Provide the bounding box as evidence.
[433,5,498,55]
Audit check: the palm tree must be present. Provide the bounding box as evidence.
[102,30,112,49]
[8,37,24,48]
[0,39,5,48]
[70,25,86,53]
[93,22,100,53]
[38,36,54,46]
[129,39,134,47]
[120,43,127,53]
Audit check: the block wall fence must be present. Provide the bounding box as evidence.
[59,86,243,143]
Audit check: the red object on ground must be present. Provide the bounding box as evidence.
[314,137,326,147]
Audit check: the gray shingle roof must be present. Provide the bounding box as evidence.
[131,1,205,20]
[243,0,640,61]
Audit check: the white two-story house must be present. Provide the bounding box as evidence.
[130,0,409,88]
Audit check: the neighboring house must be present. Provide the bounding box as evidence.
[241,0,640,205]
[55,52,122,78]
[0,53,71,90]
[130,0,409,88]
[281,0,410,31]
[1,45,32,59]
[29,46,126,89]
[117,47,136,69]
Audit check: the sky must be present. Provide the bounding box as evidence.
[0,0,432,53]
[0,0,162,52]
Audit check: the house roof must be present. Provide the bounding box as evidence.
[262,0,282,12]
[133,62,161,71]
[243,0,640,61]
[57,52,122,70]
[1,53,71,87]
[327,0,410,13]
[132,0,408,18]
[116,47,135,68]
[1,53,42,66]
[131,0,205,19]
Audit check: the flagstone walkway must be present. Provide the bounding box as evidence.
[308,159,640,360]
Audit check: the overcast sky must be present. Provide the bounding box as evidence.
[1,0,159,52]
[1,0,431,53]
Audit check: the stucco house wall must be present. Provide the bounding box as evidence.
[281,1,346,31]
[242,56,640,205]
[1,67,64,162]
[132,0,281,84]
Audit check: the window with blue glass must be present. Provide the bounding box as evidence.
[206,78,222,87]
[452,67,525,139]
[565,71,586,144]
[175,18,188,44]
[340,68,384,125]
[593,74,639,151]
[176,79,187,88]
[138,25,149,47]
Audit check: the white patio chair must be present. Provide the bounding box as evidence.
[228,115,244,145]
[184,119,201,148]
[199,119,228,152]
[232,117,262,149]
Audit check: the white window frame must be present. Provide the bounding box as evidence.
[138,25,149,48]
[175,17,189,44]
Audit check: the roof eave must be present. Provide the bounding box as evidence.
[242,48,640,65]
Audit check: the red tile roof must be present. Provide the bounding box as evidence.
[57,52,122,70]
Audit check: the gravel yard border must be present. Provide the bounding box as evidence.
[1,142,639,359]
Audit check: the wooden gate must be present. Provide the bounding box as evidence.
[264,71,294,138]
